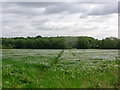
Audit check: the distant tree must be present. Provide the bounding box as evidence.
[35,35,42,38]
[98,37,119,49]
[14,39,25,49]
[2,36,119,49]
[76,37,90,49]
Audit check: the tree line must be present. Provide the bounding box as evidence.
[1,36,120,49]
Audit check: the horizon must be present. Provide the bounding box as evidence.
[1,35,119,40]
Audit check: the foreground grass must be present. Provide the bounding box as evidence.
[2,49,119,88]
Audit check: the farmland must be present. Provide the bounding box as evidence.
[2,49,119,88]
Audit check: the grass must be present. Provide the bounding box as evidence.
[2,49,119,88]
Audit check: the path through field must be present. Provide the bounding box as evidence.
[38,50,64,81]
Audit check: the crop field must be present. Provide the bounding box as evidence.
[2,49,119,88]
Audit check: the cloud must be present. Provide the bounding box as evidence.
[3,2,117,15]
[2,2,118,39]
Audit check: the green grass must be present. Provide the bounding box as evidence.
[2,49,119,88]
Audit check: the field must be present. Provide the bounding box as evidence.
[2,49,119,88]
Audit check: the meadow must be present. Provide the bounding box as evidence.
[2,49,119,88]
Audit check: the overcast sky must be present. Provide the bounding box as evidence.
[2,2,118,39]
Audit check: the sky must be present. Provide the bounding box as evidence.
[2,2,118,39]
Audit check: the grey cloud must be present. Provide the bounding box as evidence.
[15,2,59,8]
[89,3,117,15]
[2,2,118,39]
[43,2,117,15]
[32,23,68,31]
[74,26,99,33]
[3,2,117,16]
[3,5,44,16]
[80,3,117,18]
[44,2,90,14]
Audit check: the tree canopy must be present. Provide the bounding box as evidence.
[1,36,120,49]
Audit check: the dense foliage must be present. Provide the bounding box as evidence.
[1,36,120,49]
